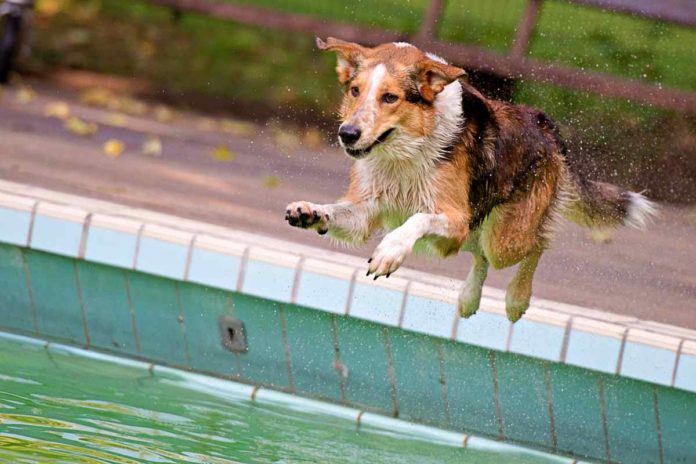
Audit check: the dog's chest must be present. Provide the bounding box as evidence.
[359,160,439,227]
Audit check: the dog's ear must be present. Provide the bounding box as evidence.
[414,58,466,102]
[316,37,366,85]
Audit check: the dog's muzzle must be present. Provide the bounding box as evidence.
[344,128,395,158]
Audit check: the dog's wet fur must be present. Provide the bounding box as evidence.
[286,38,657,321]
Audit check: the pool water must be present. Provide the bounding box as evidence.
[0,335,562,464]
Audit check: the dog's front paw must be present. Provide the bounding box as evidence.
[367,236,412,279]
[285,201,330,234]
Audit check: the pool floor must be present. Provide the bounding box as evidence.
[0,333,569,464]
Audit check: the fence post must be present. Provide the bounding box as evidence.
[510,0,543,59]
[416,0,447,43]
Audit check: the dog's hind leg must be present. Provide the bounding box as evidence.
[458,248,489,318]
[505,248,542,322]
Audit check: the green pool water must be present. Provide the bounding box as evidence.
[0,335,563,464]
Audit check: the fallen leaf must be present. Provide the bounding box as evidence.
[142,136,162,157]
[153,105,176,123]
[103,139,125,158]
[44,101,71,120]
[15,86,36,104]
[198,118,219,132]
[114,97,147,115]
[587,229,613,244]
[105,113,128,127]
[80,88,114,108]
[220,118,257,137]
[64,116,98,136]
[210,145,236,161]
[263,175,281,188]
[303,127,324,150]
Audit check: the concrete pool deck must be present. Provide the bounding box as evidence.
[0,81,694,329]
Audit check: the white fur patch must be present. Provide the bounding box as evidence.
[425,52,448,64]
[625,191,658,230]
[349,64,386,144]
[393,42,414,48]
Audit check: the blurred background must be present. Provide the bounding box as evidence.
[0,0,694,325]
[8,0,695,200]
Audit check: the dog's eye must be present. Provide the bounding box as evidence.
[350,86,360,97]
[381,93,398,104]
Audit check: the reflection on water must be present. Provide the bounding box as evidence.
[0,337,555,463]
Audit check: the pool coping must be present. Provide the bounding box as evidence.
[0,179,694,393]
[0,330,588,464]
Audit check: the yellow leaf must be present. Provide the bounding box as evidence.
[44,102,71,120]
[80,88,114,108]
[210,145,236,161]
[220,118,256,137]
[153,105,176,123]
[103,139,125,158]
[15,86,36,104]
[303,127,323,150]
[263,175,281,188]
[114,97,147,115]
[64,117,98,137]
[197,118,218,132]
[142,137,162,157]
[105,113,128,127]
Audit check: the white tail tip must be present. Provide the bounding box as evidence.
[625,191,658,230]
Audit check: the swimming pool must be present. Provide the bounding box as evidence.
[0,180,694,463]
[0,334,567,464]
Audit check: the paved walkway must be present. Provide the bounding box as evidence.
[0,81,694,328]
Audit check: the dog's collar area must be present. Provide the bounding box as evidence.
[345,128,395,158]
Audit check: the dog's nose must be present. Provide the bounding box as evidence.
[338,125,361,146]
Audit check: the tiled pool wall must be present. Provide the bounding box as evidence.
[0,182,694,464]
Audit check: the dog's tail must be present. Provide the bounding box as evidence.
[561,171,658,230]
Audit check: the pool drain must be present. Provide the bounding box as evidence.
[218,316,248,353]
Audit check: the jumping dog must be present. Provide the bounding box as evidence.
[285,38,657,321]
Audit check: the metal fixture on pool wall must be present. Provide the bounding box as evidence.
[218,316,248,353]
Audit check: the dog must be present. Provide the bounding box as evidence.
[285,37,657,322]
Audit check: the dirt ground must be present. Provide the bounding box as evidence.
[0,80,694,329]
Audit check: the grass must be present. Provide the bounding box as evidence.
[26,0,696,201]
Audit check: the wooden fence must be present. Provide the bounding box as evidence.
[146,0,696,113]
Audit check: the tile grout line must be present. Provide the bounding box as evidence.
[670,338,685,387]
[132,223,145,270]
[597,375,612,462]
[77,212,93,259]
[174,282,192,367]
[450,308,461,341]
[72,261,91,349]
[559,316,574,363]
[652,385,665,464]
[344,268,359,316]
[235,246,251,293]
[182,233,198,281]
[289,256,305,305]
[279,306,295,392]
[330,315,348,403]
[543,363,558,452]
[123,271,142,356]
[436,341,451,425]
[19,248,39,335]
[225,291,243,378]
[489,351,505,440]
[383,328,400,418]
[397,280,412,328]
[614,328,629,375]
[505,320,514,352]
[25,200,38,247]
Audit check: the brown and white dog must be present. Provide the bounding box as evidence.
[285,38,657,322]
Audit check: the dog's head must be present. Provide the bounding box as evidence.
[317,37,465,159]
